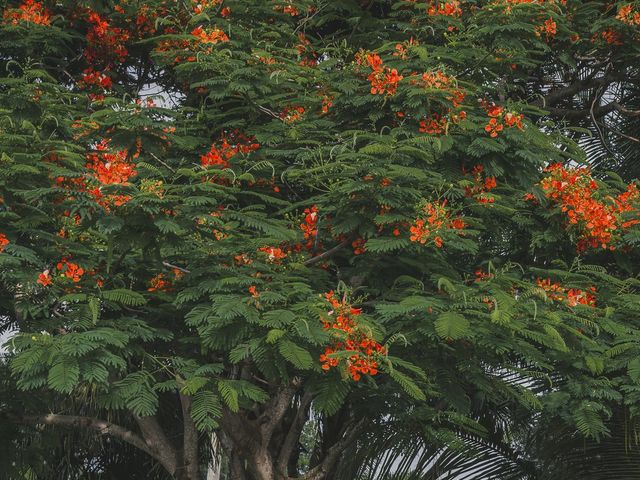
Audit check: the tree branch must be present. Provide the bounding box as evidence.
[530,73,622,109]
[259,378,301,444]
[304,239,351,266]
[276,391,313,475]
[14,413,154,459]
[301,419,367,480]
[134,414,179,475]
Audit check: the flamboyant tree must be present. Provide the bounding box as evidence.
[2,1,640,479]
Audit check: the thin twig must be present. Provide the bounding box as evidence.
[162,261,191,273]
[149,151,176,172]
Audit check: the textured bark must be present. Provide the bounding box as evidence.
[276,392,313,476]
[179,393,200,480]
[134,414,179,475]
[17,413,153,457]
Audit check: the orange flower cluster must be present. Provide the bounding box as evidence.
[86,140,136,185]
[418,110,466,135]
[539,163,640,251]
[351,238,366,255]
[320,291,385,381]
[419,114,448,135]
[474,269,494,282]
[191,25,229,44]
[536,278,596,307]
[409,200,465,247]
[495,0,565,13]
[393,38,419,60]
[192,0,222,14]
[427,0,462,16]
[416,71,465,107]
[148,273,171,292]
[200,132,259,168]
[54,140,134,210]
[78,68,112,100]
[78,68,113,90]
[535,18,557,40]
[37,270,52,287]
[501,0,565,4]
[0,233,9,253]
[300,205,318,250]
[295,32,318,67]
[617,4,640,26]
[273,2,299,16]
[483,103,523,137]
[280,106,305,123]
[85,11,130,66]
[356,52,403,96]
[258,246,287,263]
[592,29,623,45]
[57,258,85,283]
[3,0,50,25]
[464,164,497,204]
[321,95,334,114]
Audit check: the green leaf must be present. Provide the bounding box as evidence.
[278,339,313,369]
[389,368,426,401]
[218,380,239,412]
[191,390,222,431]
[101,289,146,306]
[48,358,80,394]
[434,312,470,340]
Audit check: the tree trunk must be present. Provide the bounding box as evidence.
[206,433,222,480]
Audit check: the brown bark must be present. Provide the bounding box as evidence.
[276,392,313,476]
[179,393,201,480]
[14,407,201,480]
[133,414,179,475]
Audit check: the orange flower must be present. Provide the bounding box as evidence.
[300,205,319,250]
[191,25,229,44]
[474,269,494,282]
[320,292,385,381]
[3,0,51,25]
[201,132,259,168]
[535,18,557,40]
[280,106,305,123]
[539,164,640,251]
[258,246,287,263]
[86,140,136,185]
[37,270,52,287]
[419,114,448,135]
[56,258,85,283]
[356,52,403,96]
[352,238,366,255]
[148,273,171,292]
[321,95,334,114]
[484,118,504,137]
[409,201,465,247]
[536,277,596,307]
[427,0,462,17]
[464,164,497,204]
[249,285,259,298]
[0,233,9,253]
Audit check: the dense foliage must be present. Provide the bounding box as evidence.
[1,1,640,479]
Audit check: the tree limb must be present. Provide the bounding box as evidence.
[134,414,179,475]
[301,419,367,480]
[304,239,351,266]
[14,413,154,459]
[259,379,301,444]
[276,391,313,476]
